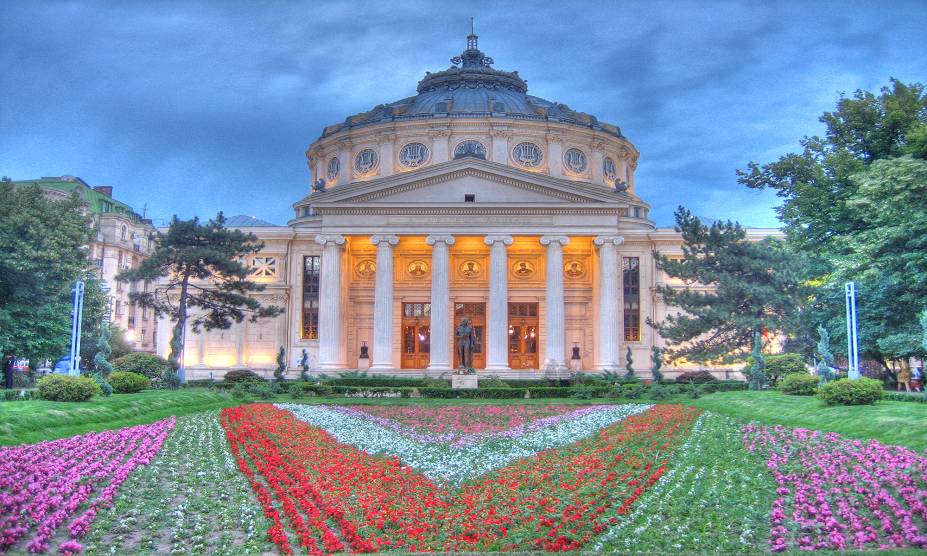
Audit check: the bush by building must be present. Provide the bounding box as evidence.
[36,375,101,402]
[111,353,170,380]
[818,377,883,406]
[778,373,819,396]
[674,370,719,384]
[224,369,266,383]
[764,353,809,384]
[108,371,152,394]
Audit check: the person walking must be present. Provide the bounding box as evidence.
[911,364,923,393]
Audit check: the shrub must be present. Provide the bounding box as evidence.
[621,382,647,399]
[111,353,170,380]
[675,370,718,384]
[779,373,819,396]
[480,375,510,389]
[764,353,809,384]
[108,371,152,393]
[224,369,265,383]
[648,385,672,400]
[161,368,180,390]
[92,372,113,396]
[36,375,101,402]
[818,377,883,406]
[1,388,36,402]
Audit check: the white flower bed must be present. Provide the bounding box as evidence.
[277,403,650,487]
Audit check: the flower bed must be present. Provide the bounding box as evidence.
[221,402,700,553]
[0,418,174,554]
[81,411,273,555]
[743,424,927,551]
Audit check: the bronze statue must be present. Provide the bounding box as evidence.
[455,317,476,368]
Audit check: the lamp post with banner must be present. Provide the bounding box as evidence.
[68,281,85,376]
[845,281,860,380]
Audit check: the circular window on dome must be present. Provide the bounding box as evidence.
[512,142,543,168]
[354,148,379,175]
[398,142,430,168]
[563,148,588,174]
[454,140,487,160]
[603,156,617,181]
[326,157,340,180]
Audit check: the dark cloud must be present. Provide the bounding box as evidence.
[2,0,925,227]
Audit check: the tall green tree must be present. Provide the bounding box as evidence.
[0,182,101,370]
[119,212,283,380]
[738,79,927,365]
[648,207,808,364]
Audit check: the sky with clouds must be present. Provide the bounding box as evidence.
[2,0,925,227]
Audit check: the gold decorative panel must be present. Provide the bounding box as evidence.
[354,259,376,279]
[406,259,429,279]
[511,259,536,279]
[458,259,483,279]
[564,259,586,279]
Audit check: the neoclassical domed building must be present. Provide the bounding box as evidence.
[157,33,773,380]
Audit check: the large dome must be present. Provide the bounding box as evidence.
[320,33,623,139]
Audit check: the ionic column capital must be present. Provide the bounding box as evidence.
[315,234,346,247]
[594,235,625,247]
[484,234,514,246]
[426,234,456,246]
[540,235,570,247]
[370,234,399,246]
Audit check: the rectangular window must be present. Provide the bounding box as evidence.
[623,257,641,342]
[301,255,321,339]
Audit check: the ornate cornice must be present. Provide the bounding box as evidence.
[316,207,625,216]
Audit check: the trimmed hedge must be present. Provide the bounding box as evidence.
[1,388,36,402]
[109,371,152,394]
[674,370,719,384]
[224,369,266,383]
[778,373,819,396]
[36,375,101,402]
[818,377,883,406]
[111,353,170,380]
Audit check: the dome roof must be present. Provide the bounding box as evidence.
[320,33,623,139]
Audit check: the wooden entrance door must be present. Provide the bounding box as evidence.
[454,303,485,369]
[401,302,431,369]
[508,302,539,369]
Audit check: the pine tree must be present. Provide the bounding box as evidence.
[748,330,767,390]
[624,347,635,380]
[300,349,310,381]
[93,324,113,377]
[119,212,283,381]
[274,347,286,382]
[649,207,807,364]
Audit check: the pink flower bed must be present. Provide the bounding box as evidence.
[0,418,175,554]
[742,424,927,552]
[336,404,604,445]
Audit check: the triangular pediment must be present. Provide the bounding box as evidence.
[300,158,629,210]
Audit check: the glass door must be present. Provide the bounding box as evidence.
[401,303,431,369]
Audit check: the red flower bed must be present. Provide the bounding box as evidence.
[221,403,699,553]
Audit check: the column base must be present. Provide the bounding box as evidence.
[485,364,511,372]
[369,363,395,371]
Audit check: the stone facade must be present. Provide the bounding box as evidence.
[157,35,778,381]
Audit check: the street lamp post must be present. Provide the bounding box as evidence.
[68,281,85,376]
[845,281,860,380]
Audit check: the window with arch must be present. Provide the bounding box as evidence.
[398,142,430,168]
[512,142,543,168]
[353,148,379,175]
[563,148,588,173]
[454,140,487,160]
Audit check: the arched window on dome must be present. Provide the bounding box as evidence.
[454,140,487,160]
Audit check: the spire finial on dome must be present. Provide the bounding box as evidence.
[452,19,493,69]
[467,17,477,50]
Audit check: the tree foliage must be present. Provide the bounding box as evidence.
[118,212,282,379]
[738,79,927,363]
[649,207,808,364]
[0,182,103,366]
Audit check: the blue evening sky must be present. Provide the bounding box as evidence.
[2,1,925,227]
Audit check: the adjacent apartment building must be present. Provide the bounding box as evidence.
[11,175,159,352]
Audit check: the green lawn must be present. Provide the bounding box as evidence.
[0,389,237,446]
[687,390,927,451]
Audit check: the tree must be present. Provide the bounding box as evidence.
[648,207,808,364]
[118,212,283,381]
[737,79,927,364]
[0,182,100,368]
[274,346,286,382]
[748,330,767,390]
[300,349,310,381]
[650,346,663,383]
[816,325,835,383]
[624,347,634,380]
[93,324,113,376]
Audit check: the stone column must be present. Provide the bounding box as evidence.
[431,128,450,164]
[594,235,624,371]
[427,234,455,371]
[315,234,346,370]
[484,234,513,371]
[591,141,606,186]
[546,133,564,178]
[489,128,511,164]
[370,235,399,370]
[540,236,569,369]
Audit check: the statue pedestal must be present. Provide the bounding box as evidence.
[452,374,479,389]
